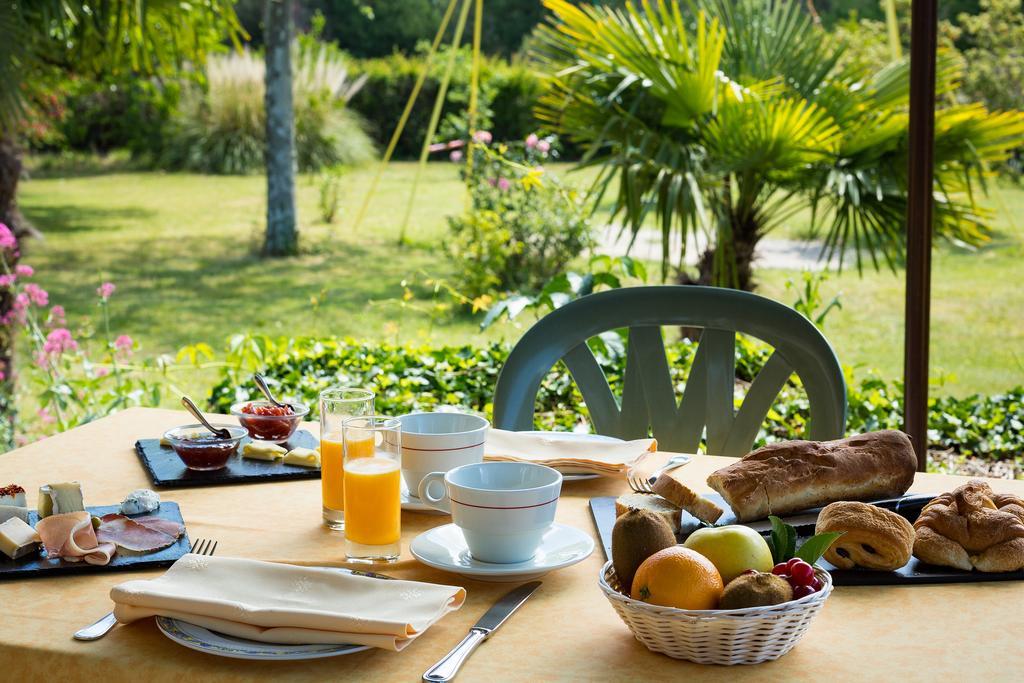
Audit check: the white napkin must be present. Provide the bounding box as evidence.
[484,429,657,476]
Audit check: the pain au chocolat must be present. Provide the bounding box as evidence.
[816,501,914,570]
[913,480,1024,572]
[706,431,917,522]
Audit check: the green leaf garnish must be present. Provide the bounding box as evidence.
[795,531,845,564]
[767,515,844,564]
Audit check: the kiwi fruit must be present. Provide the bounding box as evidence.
[611,508,676,590]
[718,572,793,609]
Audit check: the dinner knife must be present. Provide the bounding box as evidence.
[422,581,541,682]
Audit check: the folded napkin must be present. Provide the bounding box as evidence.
[484,429,657,476]
[111,554,465,650]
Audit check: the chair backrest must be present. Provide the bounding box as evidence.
[492,285,846,456]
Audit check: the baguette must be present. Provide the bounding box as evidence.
[651,470,723,524]
[706,430,917,522]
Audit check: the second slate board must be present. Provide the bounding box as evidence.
[135,429,320,487]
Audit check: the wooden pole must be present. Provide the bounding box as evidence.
[904,0,938,472]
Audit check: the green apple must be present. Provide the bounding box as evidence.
[682,525,774,582]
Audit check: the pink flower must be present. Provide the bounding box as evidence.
[0,275,14,288]
[0,369,5,382]
[472,130,492,144]
[97,282,116,299]
[95,366,110,378]
[15,264,33,277]
[33,351,49,368]
[449,150,463,162]
[23,283,48,306]
[0,223,16,250]
[526,133,539,149]
[49,305,66,326]
[37,408,55,425]
[42,327,78,358]
[497,177,511,191]
[114,334,134,353]
[537,139,551,154]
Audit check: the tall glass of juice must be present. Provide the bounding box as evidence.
[319,388,374,530]
[343,415,402,562]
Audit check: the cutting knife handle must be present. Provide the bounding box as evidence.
[422,628,487,682]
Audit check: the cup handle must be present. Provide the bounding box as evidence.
[417,472,451,514]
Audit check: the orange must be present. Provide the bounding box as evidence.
[630,546,724,610]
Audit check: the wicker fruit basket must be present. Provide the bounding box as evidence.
[599,560,833,665]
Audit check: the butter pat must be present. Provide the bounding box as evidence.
[0,517,41,560]
[242,443,287,461]
[38,482,85,519]
[0,505,30,525]
[283,447,320,468]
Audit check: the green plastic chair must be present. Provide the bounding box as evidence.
[492,285,846,456]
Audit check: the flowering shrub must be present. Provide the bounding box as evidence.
[0,223,168,447]
[446,132,594,297]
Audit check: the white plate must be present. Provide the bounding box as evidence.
[521,431,623,481]
[155,616,370,661]
[410,522,594,582]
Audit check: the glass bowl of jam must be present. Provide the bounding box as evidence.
[164,424,247,471]
[231,400,309,444]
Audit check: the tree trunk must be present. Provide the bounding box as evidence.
[263,0,298,257]
[0,134,25,442]
[678,207,760,293]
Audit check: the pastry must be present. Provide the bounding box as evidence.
[651,469,723,524]
[815,501,914,570]
[706,431,917,522]
[913,480,1024,572]
[615,493,681,534]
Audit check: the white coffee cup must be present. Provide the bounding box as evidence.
[417,461,563,564]
[397,412,489,497]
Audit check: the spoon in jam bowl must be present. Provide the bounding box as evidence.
[253,373,295,412]
[181,396,233,439]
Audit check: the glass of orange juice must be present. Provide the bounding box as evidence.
[319,388,374,530]
[342,415,402,562]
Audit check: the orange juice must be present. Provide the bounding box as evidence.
[343,456,401,546]
[320,435,345,511]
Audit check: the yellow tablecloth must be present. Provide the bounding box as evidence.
[2,407,1023,681]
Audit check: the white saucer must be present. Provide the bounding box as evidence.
[410,522,594,582]
[401,483,447,514]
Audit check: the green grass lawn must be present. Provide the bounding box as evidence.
[16,160,1024,403]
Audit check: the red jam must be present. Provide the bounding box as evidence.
[171,434,237,470]
[238,402,298,442]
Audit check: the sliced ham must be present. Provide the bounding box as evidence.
[96,514,178,553]
[130,515,184,540]
[35,511,116,566]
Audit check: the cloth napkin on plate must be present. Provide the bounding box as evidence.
[110,554,465,650]
[484,429,657,476]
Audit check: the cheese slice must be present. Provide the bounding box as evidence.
[0,517,41,560]
[38,482,85,519]
[242,443,287,461]
[0,505,30,525]
[283,447,320,468]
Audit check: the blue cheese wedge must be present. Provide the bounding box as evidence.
[0,505,30,525]
[283,447,320,468]
[37,482,85,519]
[0,517,41,560]
[119,489,161,515]
[242,442,287,461]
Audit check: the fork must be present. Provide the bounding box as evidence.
[73,537,218,642]
[627,454,691,493]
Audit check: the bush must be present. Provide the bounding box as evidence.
[206,335,1024,460]
[350,47,543,158]
[446,137,593,297]
[164,41,375,174]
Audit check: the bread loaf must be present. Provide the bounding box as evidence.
[706,430,917,522]
[651,470,723,524]
[615,493,681,533]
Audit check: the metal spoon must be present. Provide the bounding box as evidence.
[180,396,232,439]
[253,373,294,412]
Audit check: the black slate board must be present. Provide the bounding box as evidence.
[135,429,320,487]
[590,494,1024,586]
[0,502,190,580]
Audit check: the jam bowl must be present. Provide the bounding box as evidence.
[230,400,309,444]
[164,424,247,471]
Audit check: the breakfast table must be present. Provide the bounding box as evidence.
[2,407,1023,681]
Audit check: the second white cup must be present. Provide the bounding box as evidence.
[397,411,489,498]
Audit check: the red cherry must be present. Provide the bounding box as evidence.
[789,561,815,585]
[809,576,824,591]
[772,563,789,576]
[792,584,816,600]
[786,557,803,570]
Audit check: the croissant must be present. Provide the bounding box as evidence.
[912,480,1024,572]
[816,501,914,571]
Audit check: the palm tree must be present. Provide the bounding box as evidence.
[0,0,241,394]
[534,0,1024,289]
[263,0,299,256]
